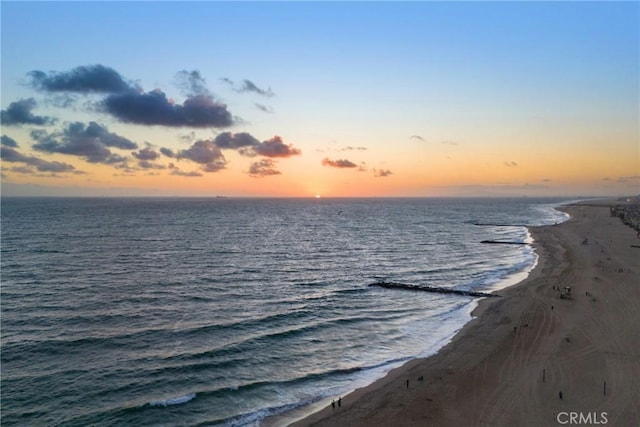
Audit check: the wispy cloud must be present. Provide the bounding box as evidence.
[504,161,518,167]
[137,160,166,170]
[410,135,425,141]
[222,78,275,97]
[175,70,210,97]
[322,158,358,168]
[341,146,367,151]
[255,103,275,113]
[373,168,392,177]
[616,175,640,183]
[170,167,203,177]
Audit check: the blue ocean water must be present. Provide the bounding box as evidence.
[0,197,570,426]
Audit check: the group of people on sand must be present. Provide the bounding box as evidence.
[331,396,342,409]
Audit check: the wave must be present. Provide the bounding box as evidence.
[206,356,415,427]
[147,392,196,407]
[1,197,574,426]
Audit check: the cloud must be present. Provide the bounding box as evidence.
[46,94,78,109]
[441,140,459,146]
[28,65,235,128]
[253,136,301,158]
[29,64,135,93]
[0,145,78,173]
[1,135,19,147]
[1,145,34,162]
[322,158,358,168]
[102,90,234,128]
[178,140,224,164]
[504,161,518,167]
[341,146,367,151]
[374,168,393,177]
[31,121,137,164]
[175,70,210,97]
[178,131,197,144]
[202,161,226,172]
[211,132,301,159]
[617,175,640,183]
[1,98,57,126]
[177,140,227,172]
[132,146,160,161]
[213,132,260,149]
[255,103,274,113]
[248,159,281,177]
[170,169,203,177]
[8,166,35,174]
[239,80,274,97]
[410,135,425,141]
[160,147,176,158]
[137,160,166,170]
[222,78,274,97]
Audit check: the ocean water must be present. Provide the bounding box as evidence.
[0,197,570,426]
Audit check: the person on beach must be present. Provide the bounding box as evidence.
[338,397,342,407]
[332,400,335,409]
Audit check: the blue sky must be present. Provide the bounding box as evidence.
[1,1,638,197]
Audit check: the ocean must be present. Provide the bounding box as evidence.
[1,197,570,426]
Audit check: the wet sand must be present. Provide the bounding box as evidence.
[288,201,640,426]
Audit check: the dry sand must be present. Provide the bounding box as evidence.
[286,201,640,427]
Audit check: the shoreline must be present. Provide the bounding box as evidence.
[280,200,639,426]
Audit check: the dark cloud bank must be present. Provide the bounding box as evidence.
[31,121,136,164]
[3,64,308,179]
[166,133,301,174]
[1,98,57,126]
[30,64,135,93]
[1,135,78,174]
[29,64,235,128]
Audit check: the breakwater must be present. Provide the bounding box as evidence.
[480,240,529,245]
[369,281,500,298]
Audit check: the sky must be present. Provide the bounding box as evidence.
[1,1,638,198]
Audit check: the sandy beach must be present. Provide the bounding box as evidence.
[287,200,640,427]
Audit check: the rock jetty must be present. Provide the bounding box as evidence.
[369,281,500,298]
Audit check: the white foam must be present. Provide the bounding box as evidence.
[148,392,196,407]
